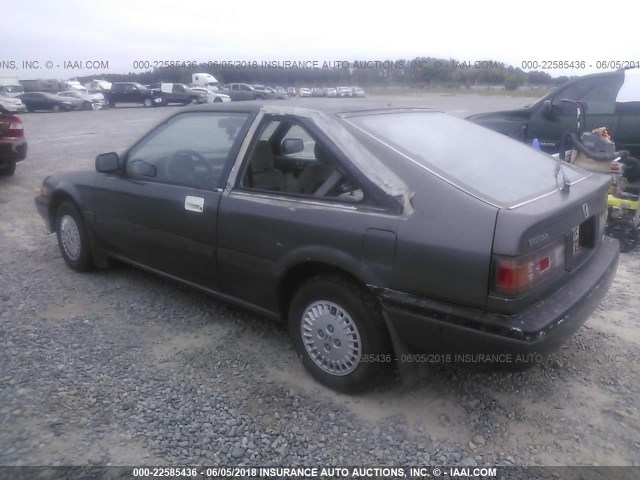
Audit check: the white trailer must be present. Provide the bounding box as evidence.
[191,73,218,88]
[84,79,112,91]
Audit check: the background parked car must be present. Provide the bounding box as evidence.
[312,87,326,97]
[17,92,82,112]
[227,83,265,101]
[266,87,289,99]
[337,86,352,97]
[0,94,28,113]
[298,87,312,97]
[351,86,366,97]
[325,87,337,97]
[468,69,640,158]
[287,87,297,97]
[0,108,27,176]
[58,90,106,110]
[148,83,208,106]
[252,85,278,99]
[102,82,163,108]
[189,87,231,103]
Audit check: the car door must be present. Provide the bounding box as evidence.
[92,110,253,290]
[615,102,640,157]
[526,72,624,153]
[239,84,254,101]
[218,115,378,312]
[172,84,188,103]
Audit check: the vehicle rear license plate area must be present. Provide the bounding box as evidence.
[566,216,595,270]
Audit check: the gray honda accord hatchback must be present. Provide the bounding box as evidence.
[35,102,619,392]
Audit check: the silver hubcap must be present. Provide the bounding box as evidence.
[301,300,362,376]
[60,215,81,261]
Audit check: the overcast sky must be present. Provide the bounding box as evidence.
[3,0,639,79]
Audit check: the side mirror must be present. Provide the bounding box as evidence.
[282,138,305,155]
[541,99,553,118]
[95,152,120,173]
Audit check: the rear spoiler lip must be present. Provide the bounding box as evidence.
[506,173,593,210]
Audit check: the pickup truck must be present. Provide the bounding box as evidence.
[148,83,207,106]
[227,83,266,101]
[103,82,163,108]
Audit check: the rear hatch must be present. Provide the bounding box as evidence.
[489,173,610,314]
[342,111,613,314]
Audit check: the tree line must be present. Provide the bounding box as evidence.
[76,57,573,90]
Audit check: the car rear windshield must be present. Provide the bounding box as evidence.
[347,111,588,205]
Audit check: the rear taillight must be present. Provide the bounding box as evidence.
[6,116,24,137]
[492,240,565,298]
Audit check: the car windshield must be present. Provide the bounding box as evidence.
[347,111,588,206]
[4,85,24,94]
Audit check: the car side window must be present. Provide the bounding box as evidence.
[239,118,364,202]
[125,112,250,190]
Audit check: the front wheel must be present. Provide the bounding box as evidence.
[51,104,61,113]
[55,201,93,271]
[288,275,391,393]
[143,98,154,108]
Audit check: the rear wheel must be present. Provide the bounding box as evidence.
[0,161,16,176]
[143,98,154,108]
[288,275,391,393]
[55,201,93,271]
[82,101,93,110]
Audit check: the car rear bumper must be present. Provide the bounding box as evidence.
[0,137,27,162]
[375,236,619,365]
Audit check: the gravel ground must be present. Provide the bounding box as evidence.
[1,96,639,471]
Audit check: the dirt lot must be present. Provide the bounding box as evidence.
[1,95,639,470]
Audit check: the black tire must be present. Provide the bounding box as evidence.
[108,100,116,108]
[143,98,154,108]
[607,220,639,253]
[213,97,222,103]
[0,161,16,176]
[51,104,61,113]
[82,101,93,110]
[55,201,93,271]
[256,94,266,100]
[288,275,391,393]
